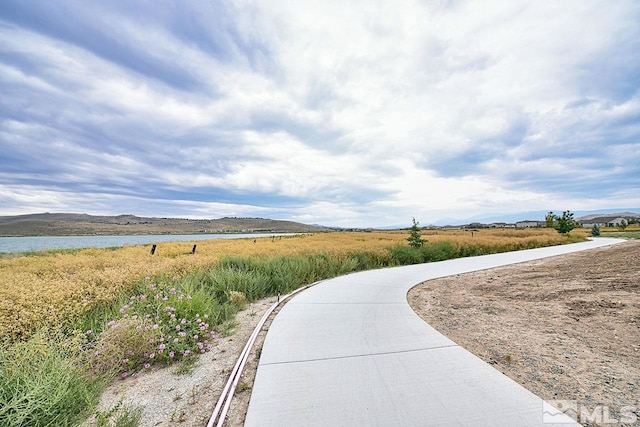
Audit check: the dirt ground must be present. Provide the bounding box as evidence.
[409,239,640,426]
[88,240,639,426]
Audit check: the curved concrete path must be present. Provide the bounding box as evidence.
[244,238,623,426]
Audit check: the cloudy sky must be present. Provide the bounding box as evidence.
[1,1,639,227]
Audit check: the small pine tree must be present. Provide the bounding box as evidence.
[554,210,577,234]
[591,224,600,236]
[407,218,427,248]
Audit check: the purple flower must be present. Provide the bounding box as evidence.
[169,351,175,358]
[183,350,191,357]
[144,363,151,369]
[121,372,129,379]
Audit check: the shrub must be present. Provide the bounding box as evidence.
[85,278,220,379]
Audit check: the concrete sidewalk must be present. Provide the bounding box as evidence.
[244,238,622,426]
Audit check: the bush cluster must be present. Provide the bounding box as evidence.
[86,277,220,378]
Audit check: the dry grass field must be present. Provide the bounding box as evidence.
[0,229,576,342]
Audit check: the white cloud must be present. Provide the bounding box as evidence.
[1,1,639,226]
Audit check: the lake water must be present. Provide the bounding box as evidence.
[0,233,289,253]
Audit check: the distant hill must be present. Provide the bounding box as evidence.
[576,212,640,221]
[0,213,332,236]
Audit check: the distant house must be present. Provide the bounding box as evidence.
[582,217,628,228]
[488,222,516,228]
[515,220,544,228]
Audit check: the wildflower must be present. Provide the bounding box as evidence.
[149,353,155,359]
[145,276,151,281]
[127,349,134,356]
[175,325,181,331]
[158,343,166,350]
[200,325,206,331]
[85,330,92,335]
[170,288,177,295]
[149,338,155,344]
[122,358,129,364]
[186,295,192,300]
[107,320,116,328]
[181,319,186,325]
[172,276,178,281]
[169,351,175,358]
[153,324,159,329]
[144,363,151,369]
[140,294,147,301]
[163,296,168,301]
[193,335,199,340]
[204,314,209,319]
[183,350,191,357]
[121,372,129,379]
[206,344,213,351]
[174,338,179,343]
[197,342,204,350]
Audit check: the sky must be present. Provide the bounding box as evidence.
[1,1,639,227]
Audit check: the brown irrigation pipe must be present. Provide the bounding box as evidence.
[207,283,318,427]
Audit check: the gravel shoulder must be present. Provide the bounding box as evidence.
[408,239,640,426]
[84,297,277,427]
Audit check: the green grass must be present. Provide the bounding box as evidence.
[601,231,640,239]
[0,332,106,427]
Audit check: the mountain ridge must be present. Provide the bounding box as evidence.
[0,213,332,236]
